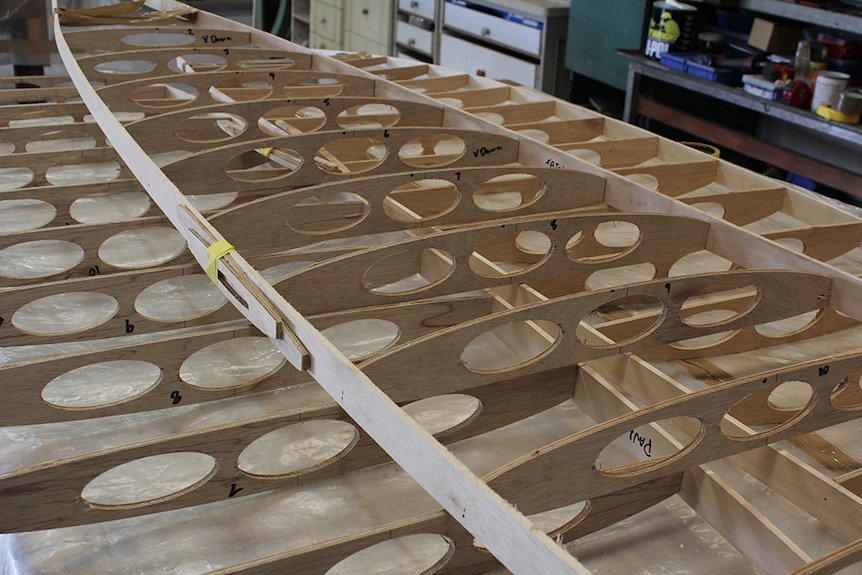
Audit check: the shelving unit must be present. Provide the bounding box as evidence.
[292,0,391,52]
[620,1,862,201]
[620,50,862,200]
[737,0,862,34]
[393,0,570,97]
[393,0,440,61]
[292,0,310,46]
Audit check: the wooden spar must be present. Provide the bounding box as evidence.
[49,7,592,575]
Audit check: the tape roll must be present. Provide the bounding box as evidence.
[816,103,861,124]
[835,90,862,118]
[680,141,720,157]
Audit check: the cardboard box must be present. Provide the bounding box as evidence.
[747,18,802,55]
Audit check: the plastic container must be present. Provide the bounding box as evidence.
[685,60,742,85]
[743,74,781,100]
[659,51,698,71]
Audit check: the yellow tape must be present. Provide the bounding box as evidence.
[816,103,860,124]
[206,240,235,284]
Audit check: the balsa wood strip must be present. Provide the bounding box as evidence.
[733,446,862,542]
[790,539,862,575]
[681,465,811,575]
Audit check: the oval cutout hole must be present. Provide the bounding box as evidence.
[237,419,358,479]
[596,417,702,476]
[722,380,814,439]
[180,337,285,390]
[468,230,551,278]
[26,136,96,154]
[755,309,821,338]
[774,237,805,253]
[167,53,226,73]
[668,250,733,277]
[283,77,345,98]
[474,501,588,552]
[0,240,84,279]
[461,319,560,373]
[225,148,303,182]
[13,292,119,336]
[209,76,273,102]
[70,190,151,224]
[314,136,387,175]
[336,103,401,129]
[669,329,737,351]
[258,105,326,136]
[324,533,454,575]
[239,55,296,70]
[0,199,56,233]
[472,173,546,212]
[94,60,156,75]
[135,274,226,322]
[382,179,459,223]
[174,112,248,143]
[680,280,760,328]
[286,192,369,234]
[130,82,198,108]
[585,263,656,291]
[689,201,726,219]
[81,452,217,508]
[625,173,660,190]
[42,360,162,410]
[363,248,455,295]
[576,295,664,349]
[99,227,186,270]
[399,134,466,168]
[566,220,641,263]
[46,161,121,186]
[403,394,482,438]
[321,319,400,361]
[832,372,862,411]
[0,167,34,191]
[121,32,195,47]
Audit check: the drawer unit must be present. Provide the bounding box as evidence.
[398,0,436,21]
[350,0,391,46]
[348,34,389,56]
[440,33,537,88]
[396,20,434,55]
[392,0,568,96]
[310,0,343,45]
[443,1,542,57]
[309,32,336,51]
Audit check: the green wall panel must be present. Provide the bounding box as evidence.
[565,0,650,90]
